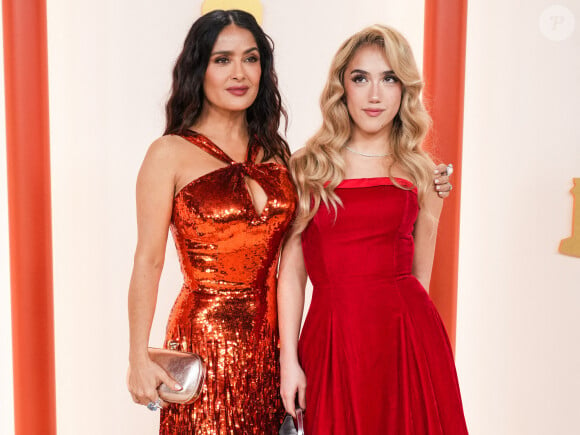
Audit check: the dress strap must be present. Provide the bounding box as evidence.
[180,131,235,164]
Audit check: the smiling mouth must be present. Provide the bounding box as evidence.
[363,109,384,117]
[227,87,249,96]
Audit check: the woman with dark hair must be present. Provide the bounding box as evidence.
[127,10,296,433]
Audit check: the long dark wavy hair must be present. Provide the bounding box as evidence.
[164,10,290,163]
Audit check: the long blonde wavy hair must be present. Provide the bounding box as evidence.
[290,25,434,233]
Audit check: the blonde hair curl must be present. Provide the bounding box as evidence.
[290,24,434,233]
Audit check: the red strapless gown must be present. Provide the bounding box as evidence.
[298,177,468,434]
[159,132,296,434]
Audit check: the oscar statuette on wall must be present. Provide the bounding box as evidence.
[559,178,580,258]
[202,0,263,24]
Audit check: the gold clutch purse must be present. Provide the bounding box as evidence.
[148,347,206,404]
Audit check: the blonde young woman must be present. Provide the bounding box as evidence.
[278,25,468,434]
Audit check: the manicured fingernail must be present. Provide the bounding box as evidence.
[435,178,440,184]
[434,169,439,174]
[175,384,182,390]
[436,186,441,190]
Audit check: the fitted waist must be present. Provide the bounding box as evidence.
[182,280,266,296]
[311,273,413,290]
[309,274,424,313]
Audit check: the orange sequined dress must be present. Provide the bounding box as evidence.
[160,131,296,434]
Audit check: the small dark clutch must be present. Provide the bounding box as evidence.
[279,408,304,435]
[148,347,206,404]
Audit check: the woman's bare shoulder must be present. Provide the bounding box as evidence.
[144,134,209,164]
[146,134,184,156]
[388,161,413,181]
[138,135,191,183]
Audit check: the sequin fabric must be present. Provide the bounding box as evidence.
[160,131,296,434]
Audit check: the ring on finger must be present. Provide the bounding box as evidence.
[146,398,162,411]
[446,163,454,176]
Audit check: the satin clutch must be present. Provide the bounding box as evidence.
[279,408,304,435]
[148,347,206,404]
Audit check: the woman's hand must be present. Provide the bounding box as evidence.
[434,163,454,198]
[127,356,181,409]
[280,358,307,418]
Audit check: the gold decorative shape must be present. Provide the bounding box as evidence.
[201,0,263,24]
[559,178,580,258]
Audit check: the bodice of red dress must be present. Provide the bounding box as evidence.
[160,131,296,434]
[302,177,418,288]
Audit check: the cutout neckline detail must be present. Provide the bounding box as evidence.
[177,131,272,221]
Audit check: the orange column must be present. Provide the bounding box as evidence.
[2,0,57,433]
[423,0,468,351]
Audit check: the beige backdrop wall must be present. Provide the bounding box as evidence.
[455,1,580,434]
[1,1,579,434]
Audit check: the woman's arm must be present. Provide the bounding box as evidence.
[412,187,444,291]
[127,137,181,406]
[277,230,308,417]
